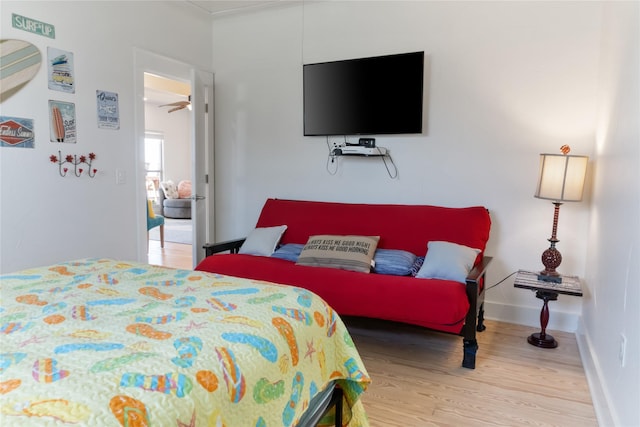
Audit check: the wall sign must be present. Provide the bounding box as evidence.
[96,90,120,130]
[0,116,35,148]
[48,100,76,143]
[47,47,75,93]
[12,14,55,39]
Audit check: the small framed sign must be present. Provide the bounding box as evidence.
[48,100,76,143]
[96,90,120,130]
[0,116,35,148]
[47,47,75,93]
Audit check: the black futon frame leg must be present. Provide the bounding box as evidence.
[462,256,492,369]
[477,303,487,332]
[462,339,478,370]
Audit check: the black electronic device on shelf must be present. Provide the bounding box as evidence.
[331,141,386,156]
[359,138,375,147]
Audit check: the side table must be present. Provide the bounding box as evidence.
[514,270,583,348]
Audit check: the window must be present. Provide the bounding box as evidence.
[144,132,164,203]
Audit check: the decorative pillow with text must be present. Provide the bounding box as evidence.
[296,235,380,273]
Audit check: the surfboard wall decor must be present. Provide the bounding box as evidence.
[0,39,42,101]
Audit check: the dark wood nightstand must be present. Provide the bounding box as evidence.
[514,270,583,348]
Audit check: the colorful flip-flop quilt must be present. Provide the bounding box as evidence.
[0,258,370,426]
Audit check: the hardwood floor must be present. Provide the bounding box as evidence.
[147,240,193,270]
[146,243,598,427]
[345,317,597,426]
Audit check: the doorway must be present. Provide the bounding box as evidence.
[134,49,215,268]
[144,73,193,268]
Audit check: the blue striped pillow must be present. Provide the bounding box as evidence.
[271,243,305,262]
[373,249,417,276]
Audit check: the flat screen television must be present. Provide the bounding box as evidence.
[303,51,424,136]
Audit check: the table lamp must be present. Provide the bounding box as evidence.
[534,146,588,283]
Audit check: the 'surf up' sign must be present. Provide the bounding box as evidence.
[12,14,55,39]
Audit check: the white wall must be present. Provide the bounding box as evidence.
[1,1,637,423]
[212,1,602,331]
[145,101,191,184]
[211,6,639,422]
[0,1,212,272]
[581,2,640,426]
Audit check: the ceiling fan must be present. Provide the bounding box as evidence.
[159,95,191,113]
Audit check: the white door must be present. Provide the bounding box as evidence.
[191,70,215,265]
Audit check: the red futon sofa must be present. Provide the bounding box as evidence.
[196,198,492,369]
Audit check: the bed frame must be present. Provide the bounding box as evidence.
[298,384,343,427]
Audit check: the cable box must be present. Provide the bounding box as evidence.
[339,146,387,156]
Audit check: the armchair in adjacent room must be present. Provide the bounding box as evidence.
[147,199,165,249]
[159,180,192,219]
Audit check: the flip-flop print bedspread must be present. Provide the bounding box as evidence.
[0,258,370,426]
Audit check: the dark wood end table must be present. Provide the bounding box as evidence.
[514,270,583,348]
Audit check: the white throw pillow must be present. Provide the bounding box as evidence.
[415,241,481,283]
[160,180,179,199]
[238,225,288,256]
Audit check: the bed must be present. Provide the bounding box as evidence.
[0,258,370,426]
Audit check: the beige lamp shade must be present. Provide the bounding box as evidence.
[535,154,588,202]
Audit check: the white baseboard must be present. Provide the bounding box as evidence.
[575,319,616,427]
[483,301,579,332]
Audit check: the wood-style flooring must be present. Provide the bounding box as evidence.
[346,317,597,426]
[147,241,598,427]
[147,240,193,270]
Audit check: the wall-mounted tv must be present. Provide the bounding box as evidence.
[303,51,424,136]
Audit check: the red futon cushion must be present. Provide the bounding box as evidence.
[195,199,491,333]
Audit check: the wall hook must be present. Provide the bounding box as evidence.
[50,151,97,178]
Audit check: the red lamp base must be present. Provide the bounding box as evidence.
[539,240,563,283]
